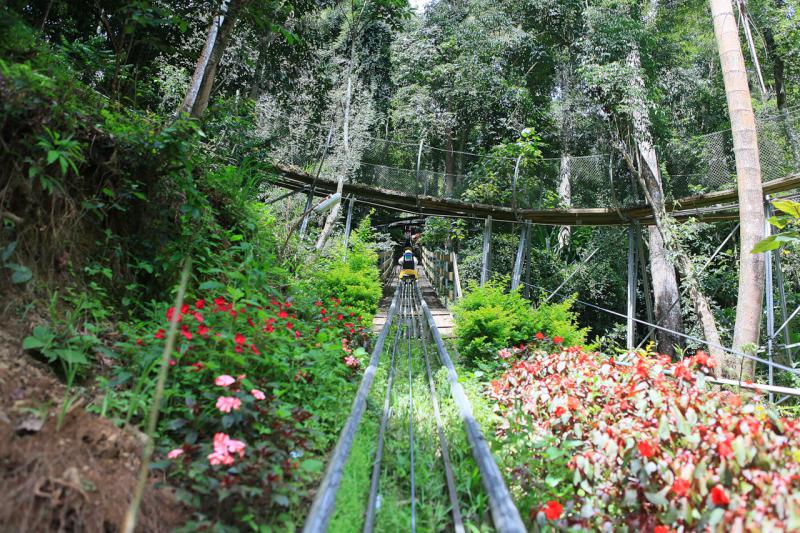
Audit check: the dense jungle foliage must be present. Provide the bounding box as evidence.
[2,0,800,530]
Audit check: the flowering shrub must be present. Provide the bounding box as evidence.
[487,343,800,531]
[106,292,371,528]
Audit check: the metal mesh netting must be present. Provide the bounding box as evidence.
[281,107,800,210]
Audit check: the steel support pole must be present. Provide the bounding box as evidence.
[765,203,775,402]
[523,221,532,299]
[342,195,355,261]
[626,225,637,350]
[635,223,656,343]
[511,223,528,290]
[480,216,492,286]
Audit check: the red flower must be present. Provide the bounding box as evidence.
[654,526,670,533]
[180,304,190,315]
[718,439,734,459]
[567,396,580,410]
[278,310,289,319]
[234,333,246,345]
[535,332,545,340]
[195,299,205,309]
[166,307,182,323]
[286,321,294,330]
[197,325,210,336]
[671,478,691,497]
[250,344,261,355]
[322,317,329,323]
[136,338,144,346]
[710,484,730,506]
[693,350,716,368]
[554,406,566,417]
[320,308,327,315]
[284,302,292,308]
[270,299,280,308]
[552,336,564,344]
[337,314,343,321]
[193,311,204,323]
[169,359,177,366]
[295,330,301,339]
[542,500,563,520]
[155,329,166,339]
[180,325,193,340]
[214,297,231,312]
[314,300,322,307]
[637,440,657,458]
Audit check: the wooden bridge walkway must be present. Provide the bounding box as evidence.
[373,267,454,337]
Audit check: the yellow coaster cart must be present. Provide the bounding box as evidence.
[399,268,417,282]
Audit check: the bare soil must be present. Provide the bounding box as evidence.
[0,324,187,532]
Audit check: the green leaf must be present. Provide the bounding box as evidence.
[1,241,17,262]
[23,336,46,350]
[300,459,323,473]
[56,348,89,365]
[772,199,800,218]
[751,236,780,253]
[47,150,59,164]
[199,280,224,290]
[9,263,32,283]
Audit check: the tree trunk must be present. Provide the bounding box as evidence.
[557,154,571,251]
[180,1,228,116]
[190,0,245,119]
[558,63,574,252]
[445,131,455,197]
[316,77,352,250]
[710,0,765,378]
[647,226,684,353]
[626,45,688,358]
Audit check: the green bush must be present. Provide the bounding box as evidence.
[453,279,588,367]
[315,217,382,325]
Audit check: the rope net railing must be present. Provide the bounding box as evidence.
[278,107,800,210]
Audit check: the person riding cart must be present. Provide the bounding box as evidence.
[398,247,418,282]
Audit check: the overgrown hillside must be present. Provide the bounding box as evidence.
[0,11,383,530]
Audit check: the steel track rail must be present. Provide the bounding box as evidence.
[413,283,526,533]
[406,281,417,532]
[303,283,403,533]
[363,282,407,533]
[409,283,465,533]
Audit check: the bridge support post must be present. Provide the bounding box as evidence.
[511,222,528,290]
[452,250,462,300]
[626,225,637,350]
[480,216,492,286]
[765,201,775,401]
[342,195,355,261]
[523,221,532,299]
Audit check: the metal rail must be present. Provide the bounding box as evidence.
[303,283,402,533]
[363,283,405,533]
[406,283,417,532]
[414,283,526,533]
[410,282,465,533]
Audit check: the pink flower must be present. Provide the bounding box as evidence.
[251,389,266,400]
[216,396,241,413]
[208,450,234,466]
[215,374,236,387]
[208,432,246,466]
[167,448,184,459]
[226,439,246,458]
